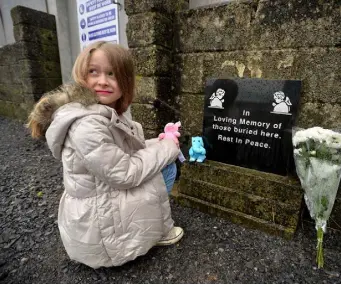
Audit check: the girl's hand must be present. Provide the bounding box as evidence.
[158,134,179,147]
[164,137,180,148]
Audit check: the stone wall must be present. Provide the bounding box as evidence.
[125,0,189,138]
[126,0,341,236]
[0,6,62,121]
[176,0,341,136]
[173,0,341,235]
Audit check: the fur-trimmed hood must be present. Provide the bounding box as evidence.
[30,84,124,159]
[28,84,99,134]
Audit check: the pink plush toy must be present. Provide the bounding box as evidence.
[158,121,186,162]
[158,121,181,145]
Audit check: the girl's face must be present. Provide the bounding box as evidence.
[86,49,122,107]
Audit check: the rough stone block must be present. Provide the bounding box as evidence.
[181,161,302,203]
[180,178,300,228]
[179,93,204,136]
[296,103,341,129]
[13,102,33,121]
[203,50,299,84]
[176,3,253,52]
[143,129,159,140]
[131,102,175,132]
[11,6,56,30]
[22,78,62,95]
[179,54,205,93]
[183,48,341,104]
[20,60,62,79]
[9,64,25,84]
[1,95,41,122]
[177,160,303,239]
[127,12,173,49]
[131,46,172,76]
[135,77,158,103]
[125,0,169,15]
[0,42,60,66]
[0,101,16,118]
[125,0,188,16]
[181,51,269,94]
[0,84,24,102]
[22,94,37,105]
[14,24,58,46]
[251,0,341,50]
[176,0,341,52]
[0,66,13,84]
[176,193,295,239]
[0,43,26,65]
[26,42,60,63]
[134,76,173,104]
[294,48,341,104]
[133,76,180,136]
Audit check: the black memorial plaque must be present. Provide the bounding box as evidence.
[203,78,301,175]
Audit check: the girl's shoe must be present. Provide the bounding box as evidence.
[155,227,184,246]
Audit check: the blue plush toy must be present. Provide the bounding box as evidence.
[189,136,206,163]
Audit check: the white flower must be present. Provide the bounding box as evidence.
[293,127,341,149]
[332,155,340,161]
[292,126,341,269]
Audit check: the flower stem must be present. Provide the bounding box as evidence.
[316,227,324,268]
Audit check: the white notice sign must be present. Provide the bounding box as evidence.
[77,0,119,50]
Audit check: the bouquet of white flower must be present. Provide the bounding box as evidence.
[293,127,341,268]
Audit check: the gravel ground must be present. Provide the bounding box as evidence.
[1,115,341,284]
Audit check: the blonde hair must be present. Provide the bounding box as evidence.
[27,41,135,139]
[72,41,135,115]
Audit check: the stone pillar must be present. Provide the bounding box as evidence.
[0,6,62,121]
[125,0,188,138]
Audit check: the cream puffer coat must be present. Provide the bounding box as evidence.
[32,84,180,268]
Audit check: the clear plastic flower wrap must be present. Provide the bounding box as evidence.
[292,126,341,268]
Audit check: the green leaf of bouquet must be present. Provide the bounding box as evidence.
[317,196,329,218]
[321,196,329,212]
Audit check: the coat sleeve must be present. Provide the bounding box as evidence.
[145,138,159,147]
[69,116,180,190]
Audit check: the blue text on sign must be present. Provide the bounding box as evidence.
[88,9,116,28]
[88,25,117,40]
[86,0,112,13]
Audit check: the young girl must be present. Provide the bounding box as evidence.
[27,41,184,269]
